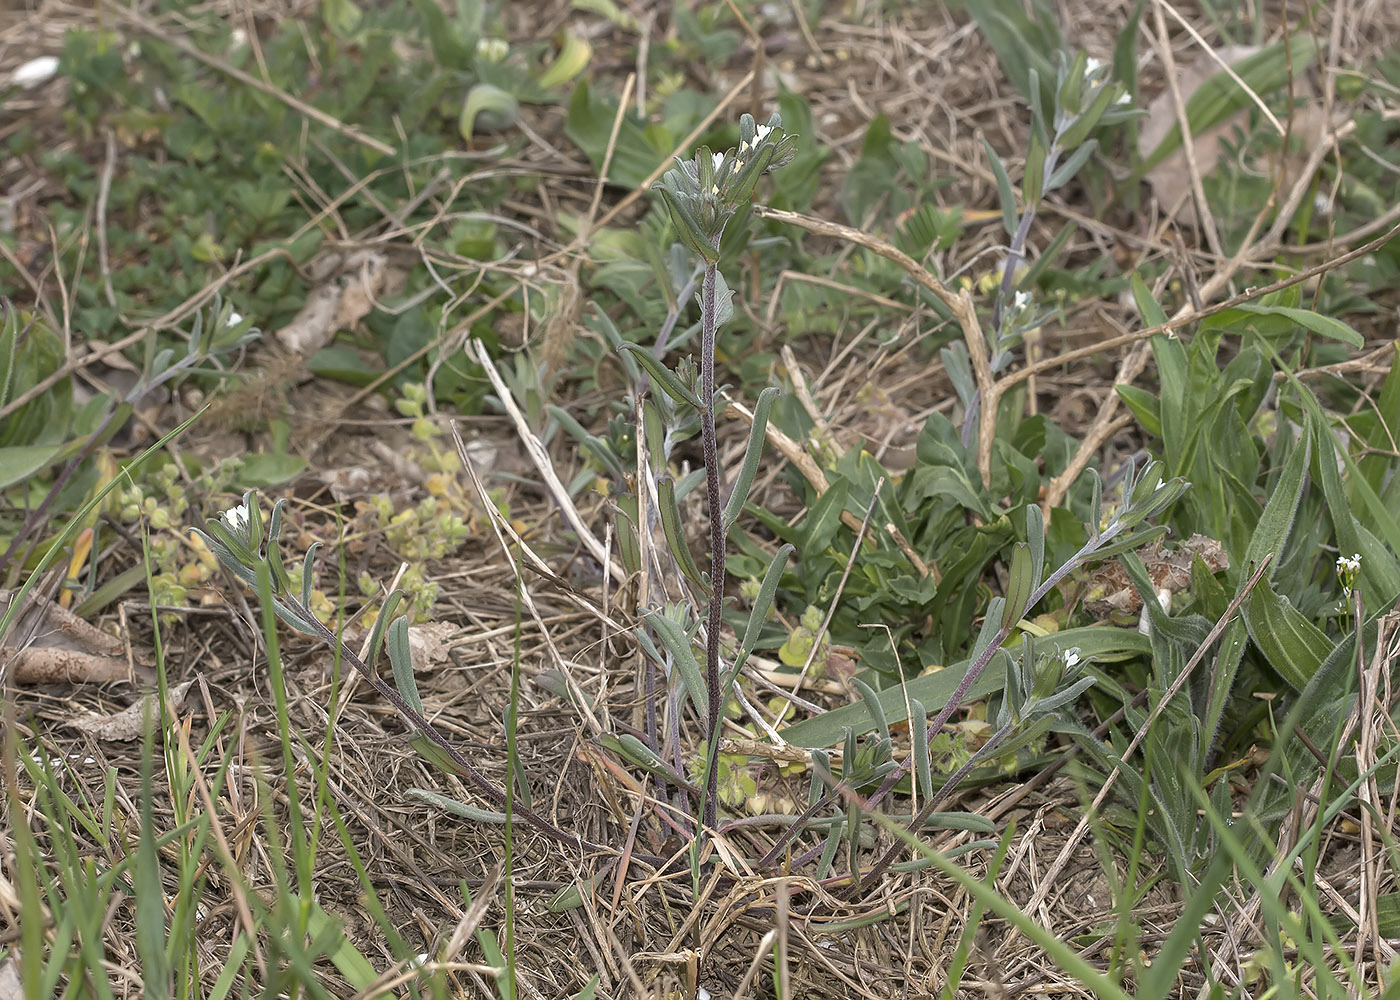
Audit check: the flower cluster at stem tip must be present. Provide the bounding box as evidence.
[654,112,798,263]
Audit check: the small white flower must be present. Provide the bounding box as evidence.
[1084,57,1106,78]
[1012,290,1031,311]
[10,56,59,89]
[1114,91,1132,106]
[1154,478,1165,492]
[227,310,244,326]
[1063,647,1081,668]
[712,151,725,171]
[220,503,250,534]
[475,37,509,63]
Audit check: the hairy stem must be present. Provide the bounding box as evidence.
[700,257,725,832]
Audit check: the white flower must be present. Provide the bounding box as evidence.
[1063,647,1081,668]
[227,311,244,326]
[1336,553,1362,574]
[712,151,725,171]
[220,502,250,534]
[475,37,509,63]
[1084,57,1106,78]
[9,56,59,89]
[1012,290,1031,311]
[1115,91,1132,106]
[1154,478,1165,492]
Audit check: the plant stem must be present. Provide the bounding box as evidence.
[700,256,725,833]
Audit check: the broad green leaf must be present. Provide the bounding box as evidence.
[801,478,850,558]
[1002,542,1036,624]
[0,444,66,489]
[1241,581,1332,691]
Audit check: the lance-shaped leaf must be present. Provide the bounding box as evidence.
[728,542,794,683]
[910,697,932,800]
[1242,582,1331,691]
[1047,138,1097,191]
[386,613,422,716]
[264,497,294,594]
[658,476,709,595]
[616,343,703,410]
[1022,130,1048,207]
[644,611,707,727]
[656,183,720,264]
[851,677,890,743]
[299,542,322,611]
[599,733,693,789]
[722,386,781,533]
[367,590,407,674]
[1243,428,1309,581]
[983,139,1018,237]
[1058,51,1089,117]
[1002,542,1036,626]
[1025,505,1045,594]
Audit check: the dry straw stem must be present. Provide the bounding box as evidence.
[466,337,625,586]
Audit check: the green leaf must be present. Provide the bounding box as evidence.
[781,626,1153,747]
[1002,542,1036,625]
[460,83,519,140]
[983,139,1019,237]
[386,615,422,716]
[657,477,709,595]
[722,386,780,532]
[616,343,703,410]
[801,478,850,558]
[1242,426,1309,581]
[1241,581,1333,691]
[910,698,932,799]
[644,611,707,727]
[734,543,794,671]
[851,676,890,742]
[537,31,591,89]
[1130,272,1168,326]
[1230,304,1364,347]
[1022,130,1047,207]
[0,444,67,489]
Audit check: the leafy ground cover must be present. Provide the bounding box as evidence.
[3,0,1400,996]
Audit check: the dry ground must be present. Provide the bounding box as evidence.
[4,0,1400,997]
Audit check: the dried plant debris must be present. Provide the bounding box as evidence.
[0,590,150,685]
